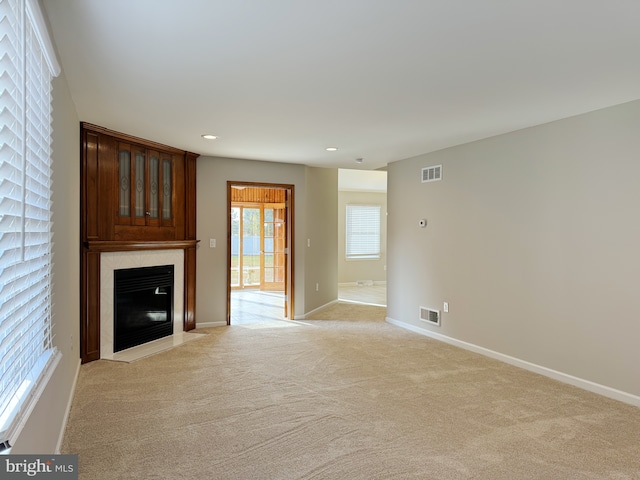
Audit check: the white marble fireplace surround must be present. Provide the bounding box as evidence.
[100,249,203,362]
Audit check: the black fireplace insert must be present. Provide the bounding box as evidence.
[114,264,174,352]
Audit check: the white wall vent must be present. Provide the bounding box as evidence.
[421,165,442,183]
[419,306,440,326]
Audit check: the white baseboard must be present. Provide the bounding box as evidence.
[55,358,81,454]
[339,298,386,307]
[338,281,387,287]
[386,316,640,408]
[195,321,227,328]
[298,299,340,319]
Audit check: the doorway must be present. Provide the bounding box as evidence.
[227,182,294,324]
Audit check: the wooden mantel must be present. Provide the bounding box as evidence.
[85,240,199,252]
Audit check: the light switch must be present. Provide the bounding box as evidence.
[209,238,216,248]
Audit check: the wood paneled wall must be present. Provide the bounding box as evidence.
[231,186,286,203]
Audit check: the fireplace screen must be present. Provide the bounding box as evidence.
[114,265,174,352]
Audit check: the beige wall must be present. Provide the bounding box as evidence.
[387,99,640,400]
[196,158,339,321]
[12,72,81,452]
[338,191,387,284]
[304,167,339,311]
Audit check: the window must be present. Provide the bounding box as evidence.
[0,0,61,451]
[346,205,381,260]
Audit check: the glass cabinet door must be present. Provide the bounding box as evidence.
[117,143,173,226]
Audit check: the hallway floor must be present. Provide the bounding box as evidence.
[337,284,386,306]
[230,284,386,325]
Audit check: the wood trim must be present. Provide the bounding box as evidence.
[85,240,199,252]
[80,122,198,157]
[81,250,101,363]
[229,180,295,190]
[287,186,295,320]
[226,183,232,325]
[184,246,197,331]
[185,152,198,240]
[82,130,99,240]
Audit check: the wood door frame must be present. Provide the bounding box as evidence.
[226,181,295,324]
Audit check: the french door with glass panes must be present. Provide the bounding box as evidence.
[262,204,286,290]
[230,203,286,291]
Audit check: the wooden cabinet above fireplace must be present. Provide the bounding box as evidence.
[81,123,197,242]
[80,123,199,363]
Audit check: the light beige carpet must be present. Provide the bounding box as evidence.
[62,303,640,479]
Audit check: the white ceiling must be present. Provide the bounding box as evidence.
[44,0,640,171]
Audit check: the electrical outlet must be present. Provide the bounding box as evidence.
[209,238,216,248]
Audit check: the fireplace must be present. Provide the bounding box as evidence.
[100,249,185,360]
[114,265,174,352]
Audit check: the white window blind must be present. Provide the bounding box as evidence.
[346,204,381,260]
[0,0,60,451]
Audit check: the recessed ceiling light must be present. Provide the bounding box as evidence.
[326,147,338,151]
[201,134,217,140]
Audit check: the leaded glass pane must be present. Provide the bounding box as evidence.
[149,156,159,219]
[118,150,130,216]
[135,152,145,218]
[162,159,172,220]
